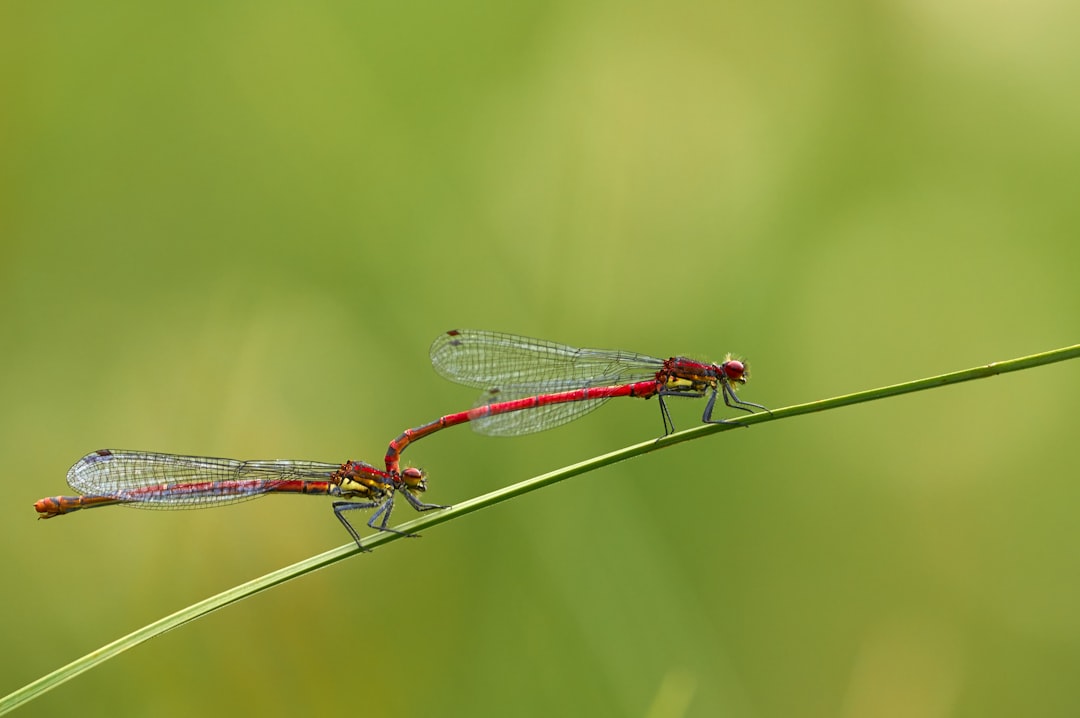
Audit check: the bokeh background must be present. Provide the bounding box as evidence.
[3,2,1079,716]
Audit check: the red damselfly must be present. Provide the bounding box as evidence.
[35,449,442,548]
[385,329,766,472]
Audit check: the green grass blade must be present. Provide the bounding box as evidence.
[3,342,1076,715]
[0,543,362,714]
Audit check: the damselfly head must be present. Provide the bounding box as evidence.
[399,466,427,493]
[720,355,749,384]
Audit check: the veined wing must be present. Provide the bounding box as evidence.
[430,329,663,392]
[66,450,343,509]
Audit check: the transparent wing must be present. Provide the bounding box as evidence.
[66,449,342,510]
[430,329,663,392]
[471,395,612,436]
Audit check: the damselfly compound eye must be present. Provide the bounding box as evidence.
[722,360,747,382]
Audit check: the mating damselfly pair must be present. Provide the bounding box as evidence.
[36,330,766,548]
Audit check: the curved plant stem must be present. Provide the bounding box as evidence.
[3,342,1077,715]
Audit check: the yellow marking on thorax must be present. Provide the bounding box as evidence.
[339,476,383,499]
[664,376,712,392]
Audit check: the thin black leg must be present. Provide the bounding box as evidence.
[655,388,707,434]
[399,489,448,513]
[722,381,769,413]
[366,495,421,537]
[657,395,675,435]
[332,499,379,549]
[700,387,740,424]
[701,382,769,424]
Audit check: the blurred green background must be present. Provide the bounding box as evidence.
[3,1,1079,716]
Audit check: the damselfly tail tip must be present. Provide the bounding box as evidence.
[34,498,59,519]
